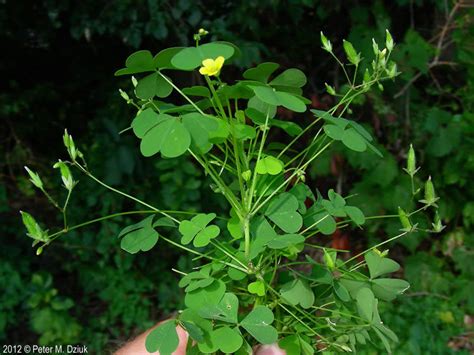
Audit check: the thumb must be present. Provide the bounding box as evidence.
[254,344,286,355]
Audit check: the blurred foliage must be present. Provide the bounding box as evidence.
[1,0,473,353]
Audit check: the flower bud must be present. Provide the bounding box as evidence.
[372,38,379,56]
[20,211,48,241]
[198,28,208,36]
[63,129,77,160]
[131,76,138,87]
[241,170,251,182]
[24,166,43,189]
[119,89,130,101]
[325,83,336,95]
[53,160,74,191]
[386,30,394,51]
[320,32,332,52]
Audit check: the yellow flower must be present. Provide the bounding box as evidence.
[199,56,225,77]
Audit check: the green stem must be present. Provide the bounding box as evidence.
[74,162,179,223]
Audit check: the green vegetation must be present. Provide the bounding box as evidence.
[2,1,473,353]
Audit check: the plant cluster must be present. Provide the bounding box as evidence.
[21,29,445,354]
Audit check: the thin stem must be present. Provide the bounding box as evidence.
[74,162,179,223]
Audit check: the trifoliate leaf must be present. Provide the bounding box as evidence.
[118,215,159,254]
[140,114,191,158]
[145,320,179,354]
[243,62,280,83]
[356,287,375,322]
[265,193,303,233]
[199,292,239,323]
[269,68,307,88]
[365,251,400,279]
[240,306,278,344]
[179,213,220,247]
[256,156,284,175]
[280,279,315,309]
[135,72,173,99]
[248,281,266,296]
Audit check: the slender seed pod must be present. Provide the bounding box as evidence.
[398,207,412,231]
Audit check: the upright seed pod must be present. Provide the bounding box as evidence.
[398,207,412,231]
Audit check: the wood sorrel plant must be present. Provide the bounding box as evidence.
[21,30,443,354]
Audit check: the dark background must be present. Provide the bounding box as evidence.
[1,0,473,353]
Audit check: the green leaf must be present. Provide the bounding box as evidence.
[356,287,375,322]
[179,213,220,247]
[199,292,239,323]
[247,95,277,118]
[118,215,158,254]
[228,267,247,281]
[248,281,265,296]
[182,86,211,98]
[279,335,300,354]
[324,124,345,140]
[135,72,173,99]
[243,62,280,83]
[185,280,226,310]
[234,123,256,140]
[240,306,278,344]
[250,86,306,112]
[227,208,241,239]
[171,43,235,70]
[181,320,204,343]
[140,115,191,158]
[265,193,303,233]
[269,68,307,88]
[153,47,184,69]
[341,128,367,152]
[250,216,277,259]
[345,206,365,225]
[303,209,337,235]
[131,108,163,138]
[266,233,305,249]
[213,326,243,353]
[276,91,307,112]
[145,320,179,354]
[256,156,284,175]
[115,50,155,76]
[365,251,400,279]
[182,113,219,154]
[280,279,315,309]
[371,278,410,301]
[334,280,351,302]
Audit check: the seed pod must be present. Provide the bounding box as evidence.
[36,246,43,256]
[323,249,336,270]
[398,207,412,231]
[404,144,419,177]
[424,176,436,203]
[432,211,445,233]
